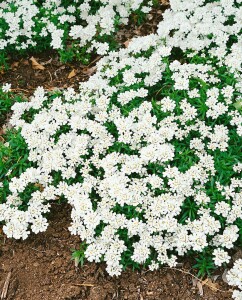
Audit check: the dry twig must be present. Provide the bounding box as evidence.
[163,267,230,293]
[72,283,95,287]
[1,270,12,299]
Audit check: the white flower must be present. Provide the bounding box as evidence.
[232,290,242,300]
[2,83,11,93]
[227,259,242,299]
[159,97,176,112]
[213,248,230,266]
[215,202,231,218]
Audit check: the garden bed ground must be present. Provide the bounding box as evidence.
[0,204,234,300]
[0,4,241,298]
[0,6,166,95]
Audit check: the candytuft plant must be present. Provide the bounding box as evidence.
[0,0,241,298]
[0,0,155,66]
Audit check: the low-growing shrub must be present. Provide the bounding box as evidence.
[0,0,154,66]
[1,38,241,276]
[0,0,241,297]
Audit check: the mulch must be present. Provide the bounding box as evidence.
[0,204,234,300]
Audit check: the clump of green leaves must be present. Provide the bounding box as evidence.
[71,242,87,267]
[0,88,24,127]
[0,129,33,204]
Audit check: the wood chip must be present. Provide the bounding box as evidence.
[222,269,229,284]
[124,39,131,48]
[94,267,104,279]
[34,183,44,191]
[146,291,153,295]
[73,283,95,287]
[11,62,19,70]
[205,278,220,292]
[22,59,29,66]
[74,256,79,268]
[192,277,198,287]
[211,275,220,282]
[160,0,170,5]
[68,69,77,79]
[87,56,101,67]
[1,270,12,299]
[30,57,45,70]
[42,58,53,65]
[197,281,203,296]
[82,66,97,76]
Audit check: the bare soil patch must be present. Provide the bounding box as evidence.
[0,204,233,300]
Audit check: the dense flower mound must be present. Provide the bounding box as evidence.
[0,0,153,63]
[1,0,241,66]
[0,0,241,294]
[1,35,241,276]
[158,0,242,56]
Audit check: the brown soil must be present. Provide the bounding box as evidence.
[0,204,233,300]
[0,52,91,96]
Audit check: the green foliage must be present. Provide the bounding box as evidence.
[59,43,91,65]
[0,53,8,72]
[64,49,242,277]
[193,251,216,278]
[71,242,87,267]
[0,130,33,204]
[0,89,24,126]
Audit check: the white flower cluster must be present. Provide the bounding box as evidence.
[0,0,40,50]
[227,259,242,300]
[157,0,242,65]
[1,38,241,276]
[2,0,241,63]
[0,0,152,54]
[0,0,241,279]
